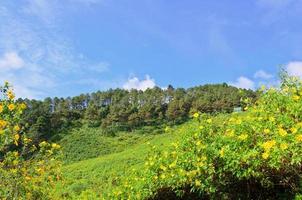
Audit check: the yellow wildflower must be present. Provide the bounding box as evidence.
[160,165,167,171]
[225,129,235,137]
[291,127,298,134]
[262,152,269,160]
[14,134,20,146]
[264,129,270,134]
[219,148,225,158]
[206,119,212,123]
[20,103,27,110]
[160,174,166,179]
[195,180,201,187]
[296,134,302,142]
[293,95,300,101]
[8,104,15,111]
[193,113,199,118]
[14,125,20,132]
[278,128,287,137]
[0,119,8,128]
[262,140,276,151]
[269,117,275,122]
[280,143,288,150]
[7,90,15,100]
[238,133,248,141]
[51,143,61,149]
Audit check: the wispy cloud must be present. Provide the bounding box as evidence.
[0,52,24,70]
[0,1,108,99]
[254,70,273,79]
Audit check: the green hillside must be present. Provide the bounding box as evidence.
[58,126,165,164]
[53,126,181,199]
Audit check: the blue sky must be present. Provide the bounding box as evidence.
[1,0,302,99]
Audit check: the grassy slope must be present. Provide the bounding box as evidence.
[59,126,160,164]
[53,126,180,199]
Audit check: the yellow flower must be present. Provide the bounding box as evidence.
[278,128,287,137]
[20,103,27,110]
[51,143,61,149]
[160,165,167,171]
[14,134,20,146]
[193,113,199,118]
[264,129,270,134]
[225,129,235,137]
[269,117,275,122]
[39,141,48,147]
[280,143,288,150]
[295,134,302,142]
[291,127,298,134]
[219,148,225,158]
[236,119,242,124]
[14,125,21,132]
[8,103,15,111]
[238,133,248,141]
[13,151,19,157]
[262,140,276,151]
[262,152,270,160]
[293,95,300,101]
[195,180,201,187]
[0,104,3,113]
[0,119,8,128]
[7,90,15,100]
[206,119,212,123]
[160,174,166,179]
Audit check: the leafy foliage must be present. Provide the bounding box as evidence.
[108,76,302,199]
[0,82,61,199]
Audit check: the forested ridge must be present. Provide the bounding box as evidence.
[18,83,256,142]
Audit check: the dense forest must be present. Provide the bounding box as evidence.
[18,84,256,142]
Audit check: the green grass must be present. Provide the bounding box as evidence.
[53,126,180,199]
[59,126,164,164]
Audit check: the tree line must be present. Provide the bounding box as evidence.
[17,83,257,142]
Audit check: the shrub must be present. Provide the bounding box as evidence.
[0,82,62,199]
[109,75,302,199]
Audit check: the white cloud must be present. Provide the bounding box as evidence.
[0,1,109,99]
[286,61,302,77]
[0,52,24,70]
[22,0,59,26]
[123,75,156,91]
[254,70,273,79]
[230,76,255,90]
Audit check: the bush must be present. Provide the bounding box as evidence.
[109,76,302,199]
[0,82,61,199]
